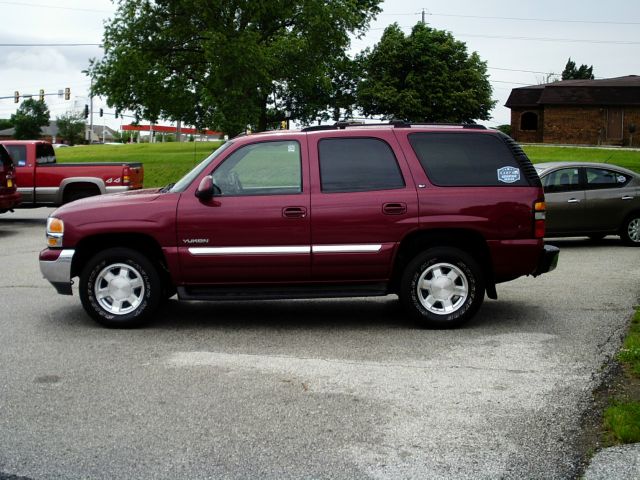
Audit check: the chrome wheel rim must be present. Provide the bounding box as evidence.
[628,218,640,243]
[94,263,145,315]
[416,262,468,315]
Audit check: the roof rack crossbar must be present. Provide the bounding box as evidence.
[301,121,486,132]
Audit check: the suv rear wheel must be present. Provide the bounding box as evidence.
[79,247,161,328]
[400,247,485,328]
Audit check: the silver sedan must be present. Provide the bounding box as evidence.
[535,162,640,246]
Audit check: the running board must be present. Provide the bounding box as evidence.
[177,283,389,301]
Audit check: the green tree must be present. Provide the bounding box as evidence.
[56,111,85,146]
[11,98,50,139]
[90,0,381,136]
[0,119,13,130]
[561,58,594,80]
[356,23,495,123]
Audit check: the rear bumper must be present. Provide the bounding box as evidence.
[532,244,560,277]
[39,248,75,295]
[0,191,21,210]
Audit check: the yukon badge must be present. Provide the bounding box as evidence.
[183,238,210,244]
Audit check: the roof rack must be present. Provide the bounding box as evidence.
[301,120,486,132]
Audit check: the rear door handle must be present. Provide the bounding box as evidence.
[383,203,407,215]
[282,206,307,218]
[567,198,580,203]
[621,195,633,201]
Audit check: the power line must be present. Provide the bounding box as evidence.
[0,43,101,47]
[366,25,640,45]
[488,67,555,75]
[457,33,640,45]
[428,12,640,26]
[0,1,112,13]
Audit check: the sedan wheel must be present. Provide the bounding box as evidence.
[621,214,640,246]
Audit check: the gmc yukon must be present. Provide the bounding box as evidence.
[39,122,559,328]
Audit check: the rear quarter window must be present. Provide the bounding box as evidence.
[408,132,531,187]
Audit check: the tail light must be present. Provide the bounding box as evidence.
[534,201,546,238]
[122,166,130,185]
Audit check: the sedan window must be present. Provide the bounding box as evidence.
[542,168,581,193]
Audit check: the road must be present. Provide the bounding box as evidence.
[1,208,638,479]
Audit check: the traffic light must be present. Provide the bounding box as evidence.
[14,91,19,103]
[64,87,70,100]
[114,110,118,119]
[99,108,103,117]
[83,104,89,119]
[39,89,45,102]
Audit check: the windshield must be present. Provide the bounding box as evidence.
[169,141,234,193]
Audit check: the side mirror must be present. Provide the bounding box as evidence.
[195,175,220,200]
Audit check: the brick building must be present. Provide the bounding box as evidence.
[505,75,640,146]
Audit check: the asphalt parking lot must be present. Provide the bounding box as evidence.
[1,208,639,480]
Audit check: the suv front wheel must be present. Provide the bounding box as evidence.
[400,247,485,328]
[79,247,162,328]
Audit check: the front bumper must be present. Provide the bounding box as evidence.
[39,248,75,295]
[532,244,560,276]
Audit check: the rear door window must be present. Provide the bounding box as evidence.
[0,146,13,168]
[408,132,530,186]
[318,137,405,193]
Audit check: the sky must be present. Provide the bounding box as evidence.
[1,0,639,131]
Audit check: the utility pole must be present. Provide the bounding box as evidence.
[421,9,426,24]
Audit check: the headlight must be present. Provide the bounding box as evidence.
[46,217,64,247]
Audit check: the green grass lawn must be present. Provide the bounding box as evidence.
[604,308,640,444]
[523,145,640,173]
[55,142,640,188]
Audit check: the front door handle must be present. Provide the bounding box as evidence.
[621,195,634,201]
[567,198,580,203]
[383,203,407,215]
[282,206,307,218]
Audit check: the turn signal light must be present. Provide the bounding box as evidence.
[46,217,64,247]
[534,201,546,238]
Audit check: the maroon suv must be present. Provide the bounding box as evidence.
[0,145,21,213]
[39,122,558,328]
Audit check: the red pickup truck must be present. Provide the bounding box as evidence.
[39,122,559,328]
[0,141,143,206]
[0,145,21,213]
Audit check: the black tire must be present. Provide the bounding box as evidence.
[64,187,99,204]
[620,213,640,246]
[79,247,162,328]
[400,247,485,328]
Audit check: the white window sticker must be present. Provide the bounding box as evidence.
[497,166,521,183]
[617,175,627,183]
[288,144,296,153]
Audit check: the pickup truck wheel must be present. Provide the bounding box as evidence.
[64,186,100,204]
[79,248,161,328]
[620,213,640,246]
[400,247,485,328]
